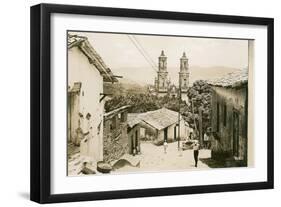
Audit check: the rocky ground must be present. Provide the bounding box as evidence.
[67,143,98,176]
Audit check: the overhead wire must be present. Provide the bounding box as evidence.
[127,35,158,73]
[131,35,158,69]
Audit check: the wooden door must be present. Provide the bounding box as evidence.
[164,127,168,142]
[233,111,239,157]
[174,126,177,141]
[135,130,138,149]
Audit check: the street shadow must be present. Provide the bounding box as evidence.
[199,158,227,168]
[18,192,30,200]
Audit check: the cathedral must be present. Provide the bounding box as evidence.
[153,50,190,103]
[179,52,190,102]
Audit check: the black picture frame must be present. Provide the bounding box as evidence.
[30,3,274,204]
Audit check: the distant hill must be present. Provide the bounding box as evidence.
[103,77,147,97]
[110,66,241,86]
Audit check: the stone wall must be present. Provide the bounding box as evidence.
[103,121,129,163]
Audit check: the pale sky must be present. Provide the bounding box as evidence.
[70,31,249,85]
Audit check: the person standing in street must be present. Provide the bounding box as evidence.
[193,140,200,167]
[163,140,168,154]
[203,132,210,149]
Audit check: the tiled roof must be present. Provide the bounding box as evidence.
[128,108,184,130]
[207,68,248,88]
[68,34,118,83]
[140,108,180,130]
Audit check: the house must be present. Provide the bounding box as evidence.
[103,105,131,162]
[208,68,248,165]
[67,34,117,163]
[127,113,142,155]
[128,108,190,146]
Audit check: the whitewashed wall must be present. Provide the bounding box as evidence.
[68,46,104,162]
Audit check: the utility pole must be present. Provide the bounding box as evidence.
[191,99,198,138]
[178,82,181,150]
[198,106,203,145]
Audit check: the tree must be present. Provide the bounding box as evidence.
[105,93,183,113]
[186,80,212,132]
[105,80,212,133]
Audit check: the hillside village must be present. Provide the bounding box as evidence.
[67,33,251,176]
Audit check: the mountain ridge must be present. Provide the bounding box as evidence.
[111,66,243,86]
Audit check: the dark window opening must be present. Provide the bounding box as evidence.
[216,103,220,132]
[223,103,227,127]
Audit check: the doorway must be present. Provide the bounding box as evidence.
[233,111,239,157]
[135,130,138,151]
[68,92,80,144]
[131,135,134,154]
[164,127,168,142]
[174,126,177,141]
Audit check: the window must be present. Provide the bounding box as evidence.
[223,103,227,127]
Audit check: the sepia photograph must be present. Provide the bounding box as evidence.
[67,31,253,176]
[29,4,273,203]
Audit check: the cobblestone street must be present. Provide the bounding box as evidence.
[113,142,211,173]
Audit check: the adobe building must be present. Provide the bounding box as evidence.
[208,68,248,166]
[67,34,117,164]
[128,108,190,146]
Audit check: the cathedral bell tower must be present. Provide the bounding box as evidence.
[157,50,169,96]
[179,52,190,103]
